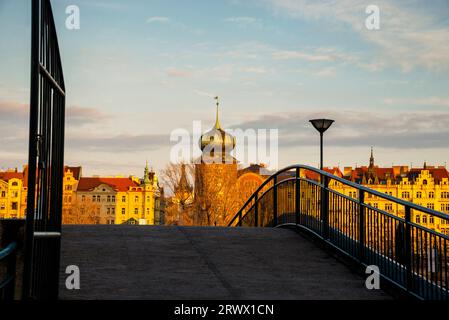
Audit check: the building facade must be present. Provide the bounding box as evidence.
[0,164,164,225]
[333,149,449,235]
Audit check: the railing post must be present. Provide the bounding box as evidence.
[358,190,365,262]
[405,205,412,292]
[321,175,329,239]
[254,193,259,227]
[295,168,300,225]
[238,211,242,227]
[273,176,278,226]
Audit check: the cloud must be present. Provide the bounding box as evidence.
[232,109,449,149]
[66,106,111,125]
[266,0,449,72]
[314,66,336,77]
[272,50,334,61]
[240,66,268,74]
[194,90,216,98]
[0,101,28,121]
[384,97,449,108]
[166,68,192,78]
[224,16,259,24]
[66,133,170,152]
[146,16,170,24]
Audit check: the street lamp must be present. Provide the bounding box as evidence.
[309,119,334,170]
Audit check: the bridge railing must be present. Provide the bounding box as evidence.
[228,164,449,300]
[0,242,18,300]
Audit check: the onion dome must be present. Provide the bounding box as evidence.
[199,97,236,163]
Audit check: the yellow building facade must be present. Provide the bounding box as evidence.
[331,150,449,235]
[0,164,164,225]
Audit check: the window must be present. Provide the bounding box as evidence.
[416,215,420,223]
[416,192,422,198]
[107,208,110,214]
[112,208,115,214]
[429,191,434,198]
[92,195,96,202]
[122,196,126,202]
[121,208,126,215]
[422,215,427,224]
[135,196,139,203]
[11,181,18,187]
[441,192,449,199]
[146,208,150,214]
[385,203,393,211]
[147,195,151,202]
[441,204,449,212]
[134,208,138,214]
[0,203,5,210]
[373,203,378,209]
[402,192,410,199]
[429,216,434,224]
[112,196,116,203]
[1,191,5,197]
[427,203,434,210]
[422,179,427,185]
[107,196,111,202]
[11,202,18,210]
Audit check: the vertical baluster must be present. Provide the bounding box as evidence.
[295,168,300,226]
[359,190,365,263]
[405,206,412,294]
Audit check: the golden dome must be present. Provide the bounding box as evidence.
[199,97,236,163]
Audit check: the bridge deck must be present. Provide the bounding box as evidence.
[59,225,391,300]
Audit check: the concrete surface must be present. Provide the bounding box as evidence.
[59,225,391,300]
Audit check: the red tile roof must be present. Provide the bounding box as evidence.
[77,177,139,192]
[408,168,449,184]
[304,167,343,181]
[0,171,24,182]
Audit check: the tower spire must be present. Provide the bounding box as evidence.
[214,96,221,129]
[143,161,150,184]
[369,146,374,168]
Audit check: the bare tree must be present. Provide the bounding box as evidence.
[160,162,195,225]
[62,198,100,224]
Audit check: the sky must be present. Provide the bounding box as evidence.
[1,0,449,177]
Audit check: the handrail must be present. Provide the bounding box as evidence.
[0,241,18,300]
[0,242,17,262]
[228,164,449,300]
[228,164,449,226]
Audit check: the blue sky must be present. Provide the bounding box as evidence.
[1,0,449,176]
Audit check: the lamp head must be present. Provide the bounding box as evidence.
[309,119,334,134]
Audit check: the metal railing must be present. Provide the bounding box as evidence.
[0,242,18,300]
[23,0,66,299]
[228,164,449,300]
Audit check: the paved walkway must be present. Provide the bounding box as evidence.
[59,225,391,300]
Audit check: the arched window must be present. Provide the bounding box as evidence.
[11,181,18,187]
[422,179,427,185]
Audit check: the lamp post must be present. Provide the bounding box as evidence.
[309,119,334,170]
